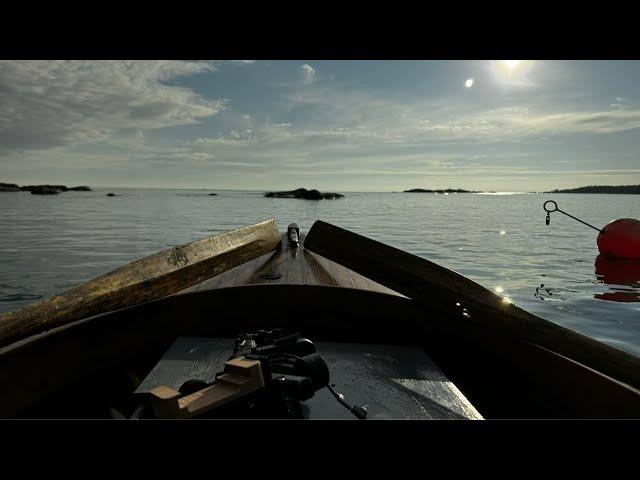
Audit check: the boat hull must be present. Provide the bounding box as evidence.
[0,225,638,418]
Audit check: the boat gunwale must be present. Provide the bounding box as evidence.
[0,284,420,358]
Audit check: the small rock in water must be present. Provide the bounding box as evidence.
[208,193,218,196]
[107,193,117,197]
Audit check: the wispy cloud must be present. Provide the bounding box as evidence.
[412,107,640,140]
[1,60,639,191]
[0,60,226,151]
[299,64,316,85]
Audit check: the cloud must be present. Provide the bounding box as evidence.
[284,82,640,147]
[414,107,640,140]
[299,64,316,85]
[610,97,628,109]
[0,60,226,151]
[3,61,639,192]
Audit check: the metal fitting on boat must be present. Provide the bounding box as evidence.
[287,223,300,248]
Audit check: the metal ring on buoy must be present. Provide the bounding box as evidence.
[543,200,558,213]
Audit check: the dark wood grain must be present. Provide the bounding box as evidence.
[304,220,640,392]
[0,220,281,347]
[181,232,401,295]
[181,251,274,292]
[423,310,640,418]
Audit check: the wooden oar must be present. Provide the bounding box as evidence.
[0,219,281,347]
[304,220,640,391]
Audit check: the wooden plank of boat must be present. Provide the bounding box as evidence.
[181,232,402,296]
[304,220,640,392]
[0,219,281,347]
[179,233,340,291]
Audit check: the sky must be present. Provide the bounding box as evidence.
[1,60,639,192]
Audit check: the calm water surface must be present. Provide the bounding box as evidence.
[1,189,639,355]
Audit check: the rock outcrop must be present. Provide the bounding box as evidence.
[21,185,68,193]
[404,188,477,193]
[264,188,345,200]
[2,183,93,194]
[30,186,63,195]
[0,183,21,192]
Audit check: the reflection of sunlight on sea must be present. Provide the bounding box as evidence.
[475,192,527,195]
[0,189,639,356]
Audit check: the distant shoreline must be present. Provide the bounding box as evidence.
[545,185,640,194]
[3,182,640,195]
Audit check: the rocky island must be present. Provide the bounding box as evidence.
[1,183,93,195]
[264,188,344,200]
[546,184,640,194]
[404,188,479,193]
[0,183,21,192]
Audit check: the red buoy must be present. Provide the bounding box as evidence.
[597,218,640,259]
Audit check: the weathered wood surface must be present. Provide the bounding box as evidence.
[149,356,265,419]
[182,233,402,296]
[304,220,640,393]
[0,220,281,347]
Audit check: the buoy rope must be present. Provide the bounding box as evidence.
[543,200,602,233]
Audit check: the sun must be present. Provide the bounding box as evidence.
[504,60,521,71]
[489,60,534,86]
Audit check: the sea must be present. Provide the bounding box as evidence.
[1,188,639,356]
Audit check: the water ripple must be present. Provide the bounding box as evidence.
[0,189,639,356]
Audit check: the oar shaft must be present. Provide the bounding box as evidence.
[304,220,640,391]
[0,220,281,347]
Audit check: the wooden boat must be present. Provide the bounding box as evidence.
[0,219,639,419]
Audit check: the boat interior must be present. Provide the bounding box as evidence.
[0,224,639,419]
